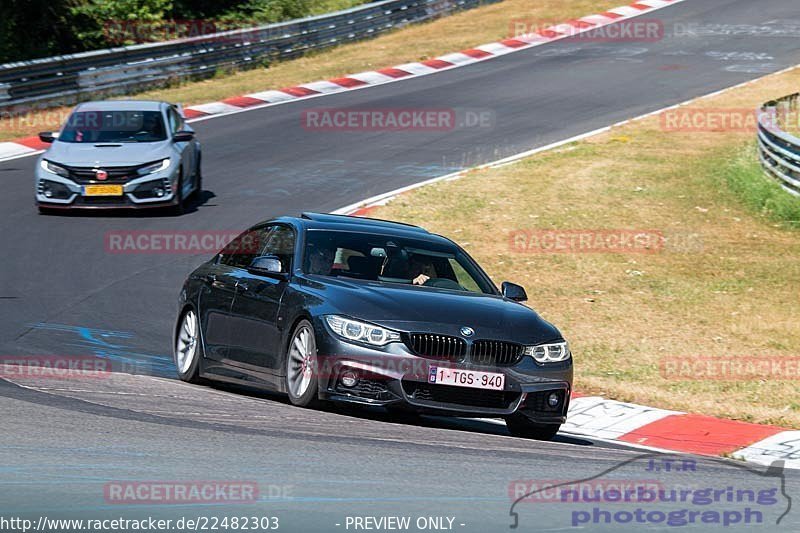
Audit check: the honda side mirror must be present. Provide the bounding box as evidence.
[173,131,194,142]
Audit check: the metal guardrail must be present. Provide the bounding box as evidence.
[0,0,497,110]
[757,93,800,197]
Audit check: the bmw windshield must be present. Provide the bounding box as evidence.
[303,229,497,294]
[58,110,167,143]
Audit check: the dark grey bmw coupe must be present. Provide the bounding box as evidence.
[174,213,573,439]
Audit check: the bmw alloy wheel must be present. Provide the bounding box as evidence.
[175,309,201,382]
[286,320,319,406]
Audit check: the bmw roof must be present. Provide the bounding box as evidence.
[300,212,431,235]
[299,212,429,234]
[266,212,463,245]
[73,100,167,112]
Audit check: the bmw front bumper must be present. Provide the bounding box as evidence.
[313,319,572,422]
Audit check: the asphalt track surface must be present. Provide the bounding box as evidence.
[2,0,800,530]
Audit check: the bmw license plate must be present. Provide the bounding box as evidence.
[84,184,123,196]
[428,366,505,390]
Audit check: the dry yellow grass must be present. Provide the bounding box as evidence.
[371,67,800,427]
[0,0,623,141]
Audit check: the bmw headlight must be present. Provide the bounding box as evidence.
[325,315,400,346]
[40,160,70,177]
[137,158,171,176]
[524,341,570,363]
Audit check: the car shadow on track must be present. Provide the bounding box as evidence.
[205,380,593,447]
[38,190,217,217]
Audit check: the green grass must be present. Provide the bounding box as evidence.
[309,0,368,15]
[716,143,800,227]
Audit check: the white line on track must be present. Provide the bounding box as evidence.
[332,63,800,214]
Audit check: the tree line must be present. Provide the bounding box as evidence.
[0,0,365,63]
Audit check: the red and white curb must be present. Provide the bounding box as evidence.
[0,136,52,162]
[0,0,687,163]
[563,396,799,468]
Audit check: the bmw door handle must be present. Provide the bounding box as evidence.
[206,274,228,290]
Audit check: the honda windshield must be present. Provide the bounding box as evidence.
[58,110,167,143]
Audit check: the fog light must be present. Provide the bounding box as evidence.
[547,392,560,407]
[154,188,164,197]
[39,180,71,200]
[340,370,359,388]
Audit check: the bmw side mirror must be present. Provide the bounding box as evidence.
[173,131,194,142]
[38,131,56,143]
[248,255,284,276]
[501,281,527,302]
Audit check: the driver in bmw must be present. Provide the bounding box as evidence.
[308,244,336,275]
[409,254,435,285]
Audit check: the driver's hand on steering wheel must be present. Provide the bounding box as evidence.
[413,274,430,285]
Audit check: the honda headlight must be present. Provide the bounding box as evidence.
[137,158,171,176]
[524,341,570,363]
[325,315,400,346]
[40,160,70,177]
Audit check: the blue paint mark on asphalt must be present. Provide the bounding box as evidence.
[29,322,175,378]
[76,326,125,348]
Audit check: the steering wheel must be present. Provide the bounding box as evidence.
[422,277,463,290]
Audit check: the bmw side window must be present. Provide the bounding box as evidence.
[260,225,295,273]
[218,227,270,269]
[448,258,482,293]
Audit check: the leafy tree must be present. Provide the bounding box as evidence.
[229,0,312,23]
[0,0,363,62]
[0,0,83,62]
[70,0,174,47]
